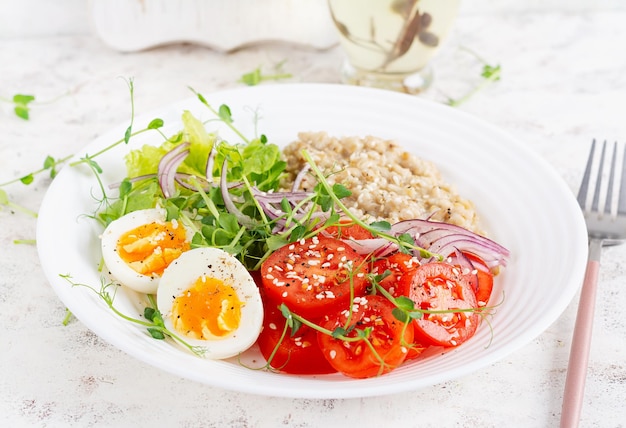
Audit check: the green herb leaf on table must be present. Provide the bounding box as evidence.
[239,63,293,86]
[12,94,35,120]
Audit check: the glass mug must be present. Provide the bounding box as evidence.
[328,0,460,94]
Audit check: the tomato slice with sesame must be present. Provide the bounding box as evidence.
[316,294,414,378]
[371,252,419,297]
[400,262,480,348]
[260,236,370,319]
[256,295,337,375]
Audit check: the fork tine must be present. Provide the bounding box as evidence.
[604,142,617,215]
[577,139,596,209]
[590,140,606,213]
[619,143,626,215]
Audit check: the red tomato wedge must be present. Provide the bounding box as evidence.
[371,252,420,297]
[461,252,495,306]
[256,296,337,375]
[324,221,374,240]
[316,295,414,379]
[260,235,370,319]
[400,262,480,347]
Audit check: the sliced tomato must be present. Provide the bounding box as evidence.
[256,296,336,375]
[371,252,420,297]
[316,295,413,378]
[400,262,480,348]
[447,251,495,306]
[324,221,374,240]
[260,235,370,319]
[461,252,494,306]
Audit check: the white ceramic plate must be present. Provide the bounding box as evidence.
[37,83,587,398]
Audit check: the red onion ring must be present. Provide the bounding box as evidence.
[158,142,190,198]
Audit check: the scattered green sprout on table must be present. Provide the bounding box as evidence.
[0,94,36,120]
[445,48,502,107]
[239,61,293,86]
[0,154,72,188]
[1,88,73,120]
[0,188,38,218]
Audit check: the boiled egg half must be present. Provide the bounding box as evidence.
[157,247,264,359]
[101,208,192,294]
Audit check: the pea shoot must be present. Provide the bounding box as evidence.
[0,188,38,218]
[445,48,502,107]
[60,274,207,357]
[9,94,35,120]
[239,61,292,86]
[1,88,71,120]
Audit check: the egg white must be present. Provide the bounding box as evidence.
[100,207,192,294]
[156,247,264,359]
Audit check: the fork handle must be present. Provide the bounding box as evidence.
[560,254,601,428]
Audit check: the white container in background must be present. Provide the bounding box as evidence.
[88,0,338,52]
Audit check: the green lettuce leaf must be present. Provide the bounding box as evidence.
[123,111,284,192]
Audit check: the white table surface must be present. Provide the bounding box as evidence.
[1,9,625,428]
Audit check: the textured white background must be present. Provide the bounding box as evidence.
[1,1,626,427]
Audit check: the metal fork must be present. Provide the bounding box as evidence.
[560,139,626,428]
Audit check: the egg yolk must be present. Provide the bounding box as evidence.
[171,275,243,340]
[117,219,190,277]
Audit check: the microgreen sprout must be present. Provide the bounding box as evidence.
[239,61,292,86]
[2,86,75,120]
[60,274,207,357]
[13,238,36,245]
[446,48,502,107]
[188,86,251,144]
[62,308,73,326]
[10,94,35,120]
[0,188,38,218]
[69,79,166,168]
[0,154,72,187]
